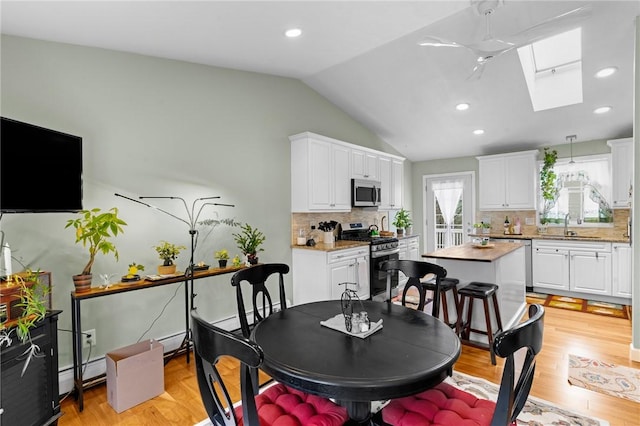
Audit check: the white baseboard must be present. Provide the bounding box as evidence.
[57,301,290,396]
[58,313,243,395]
[630,343,640,362]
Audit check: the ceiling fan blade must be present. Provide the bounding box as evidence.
[417,35,466,49]
[507,5,592,47]
[467,58,488,81]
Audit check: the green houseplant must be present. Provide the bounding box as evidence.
[154,241,186,274]
[539,147,558,228]
[232,223,265,265]
[65,207,127,292]
[392,208,412,236]
[214,249,229,268]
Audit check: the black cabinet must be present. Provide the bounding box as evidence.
[1,310,62,426]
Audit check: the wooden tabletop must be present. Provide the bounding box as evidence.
[423,241,523,262]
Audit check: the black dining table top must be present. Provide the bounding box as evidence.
[251,300,461,405]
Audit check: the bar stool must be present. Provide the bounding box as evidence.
[420,277,460,329]
[456,281,503,365]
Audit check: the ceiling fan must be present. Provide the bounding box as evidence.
[419,0,591,80]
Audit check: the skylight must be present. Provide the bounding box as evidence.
[517,28,583,112]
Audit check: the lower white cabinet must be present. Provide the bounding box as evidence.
[532,240,612,296]
[398,236,419,288]
[292,246,370,305]
[612,243,633,298]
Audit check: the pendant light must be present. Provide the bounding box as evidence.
[566,135,576,164]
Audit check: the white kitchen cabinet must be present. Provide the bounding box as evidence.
[477,150,538,210]
[612,243,633,298]
[292,246,370,305]
[397,236,419,287]
[532,239,611,296]
[379,155,404,210]
[607,137,634,208]
[290,132,351,212]
[351,148,379,180]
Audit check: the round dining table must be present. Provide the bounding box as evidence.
[251,299,461,423]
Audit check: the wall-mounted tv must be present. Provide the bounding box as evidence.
[1,117,83,213]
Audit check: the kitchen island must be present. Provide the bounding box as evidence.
[423,241,527,337]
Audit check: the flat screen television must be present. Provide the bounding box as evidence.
[1,117,83,213]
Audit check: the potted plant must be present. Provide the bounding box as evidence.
[231,255,243,268]
[65,207,127,293]
[122,262,144,282]
[232,223,265,265]
[154,241,186,274]
[539,147,558,231]
[392,208,412,236]
[0,269,51,375]
[214,249,229,268]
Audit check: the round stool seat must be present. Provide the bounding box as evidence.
[421,277,459,291]
[458,281,498,298]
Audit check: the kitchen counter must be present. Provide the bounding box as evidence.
[422,242,527,337]
[473,232,629,243]
[291,240,368,252]
[423,241,523,262]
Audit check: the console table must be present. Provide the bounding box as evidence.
[70,265,245,411]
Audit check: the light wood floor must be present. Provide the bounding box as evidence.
[59,304,639,426]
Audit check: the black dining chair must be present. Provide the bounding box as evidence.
[378,259,448,318]
[230,263,290,339]
[381,304,545,426]
[190,309,349,426]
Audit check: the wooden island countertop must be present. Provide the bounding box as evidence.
[423,241,523,262]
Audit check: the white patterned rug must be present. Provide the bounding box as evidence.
[449,370,609,426]
[195,370,610,426]
[568,354,640,403]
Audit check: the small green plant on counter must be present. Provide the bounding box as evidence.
[392,208,412,230]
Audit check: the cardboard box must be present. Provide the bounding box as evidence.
[106,339,164,413]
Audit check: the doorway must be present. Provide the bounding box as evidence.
[424,172,475,253]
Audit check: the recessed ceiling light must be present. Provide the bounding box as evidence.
[595,67,617,78]
[473,129,485,135]
[593,106,612,114]
[456,103,470,111]
[285,28,302,38]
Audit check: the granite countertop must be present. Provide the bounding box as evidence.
[291,240,369,252]
[472,232,629,243]
[423,241,524,262]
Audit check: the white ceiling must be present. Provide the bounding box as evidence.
[1,1,637,162]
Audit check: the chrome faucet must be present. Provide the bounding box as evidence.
[564,213,577,236]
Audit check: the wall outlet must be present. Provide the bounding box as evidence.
[83,328,96,348]
[525,217,534,225]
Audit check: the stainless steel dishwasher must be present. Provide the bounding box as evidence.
[489,238,533,291]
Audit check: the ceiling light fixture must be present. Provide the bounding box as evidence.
[285,28,302,38]
[594,106,612,114]
[566,134,576,164]
[595,67,617,78]
[456,103,470,111]
[473,129,484,135]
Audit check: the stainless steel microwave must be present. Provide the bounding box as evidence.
[352,178,381,207]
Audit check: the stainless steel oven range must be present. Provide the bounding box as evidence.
[340,222,399,301]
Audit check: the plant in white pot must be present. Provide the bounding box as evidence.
[65,207,127,293]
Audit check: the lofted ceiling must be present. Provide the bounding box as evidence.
[1,1,637,162]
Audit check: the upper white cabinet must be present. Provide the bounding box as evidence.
[379,155,404,210]
[477,150,538,210]
[351,148,379,180]
[607,137,634,208]
[291,132,351,212]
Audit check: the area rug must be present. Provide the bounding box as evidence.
[526,292,630,320]
[568,354,640,404]
[194,370,610,426]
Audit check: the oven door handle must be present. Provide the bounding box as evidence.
[371,248,400,258]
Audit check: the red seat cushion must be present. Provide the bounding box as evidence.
[235,383,349,426]
[382,382,497,426]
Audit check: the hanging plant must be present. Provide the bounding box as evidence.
[540,147,558,224]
